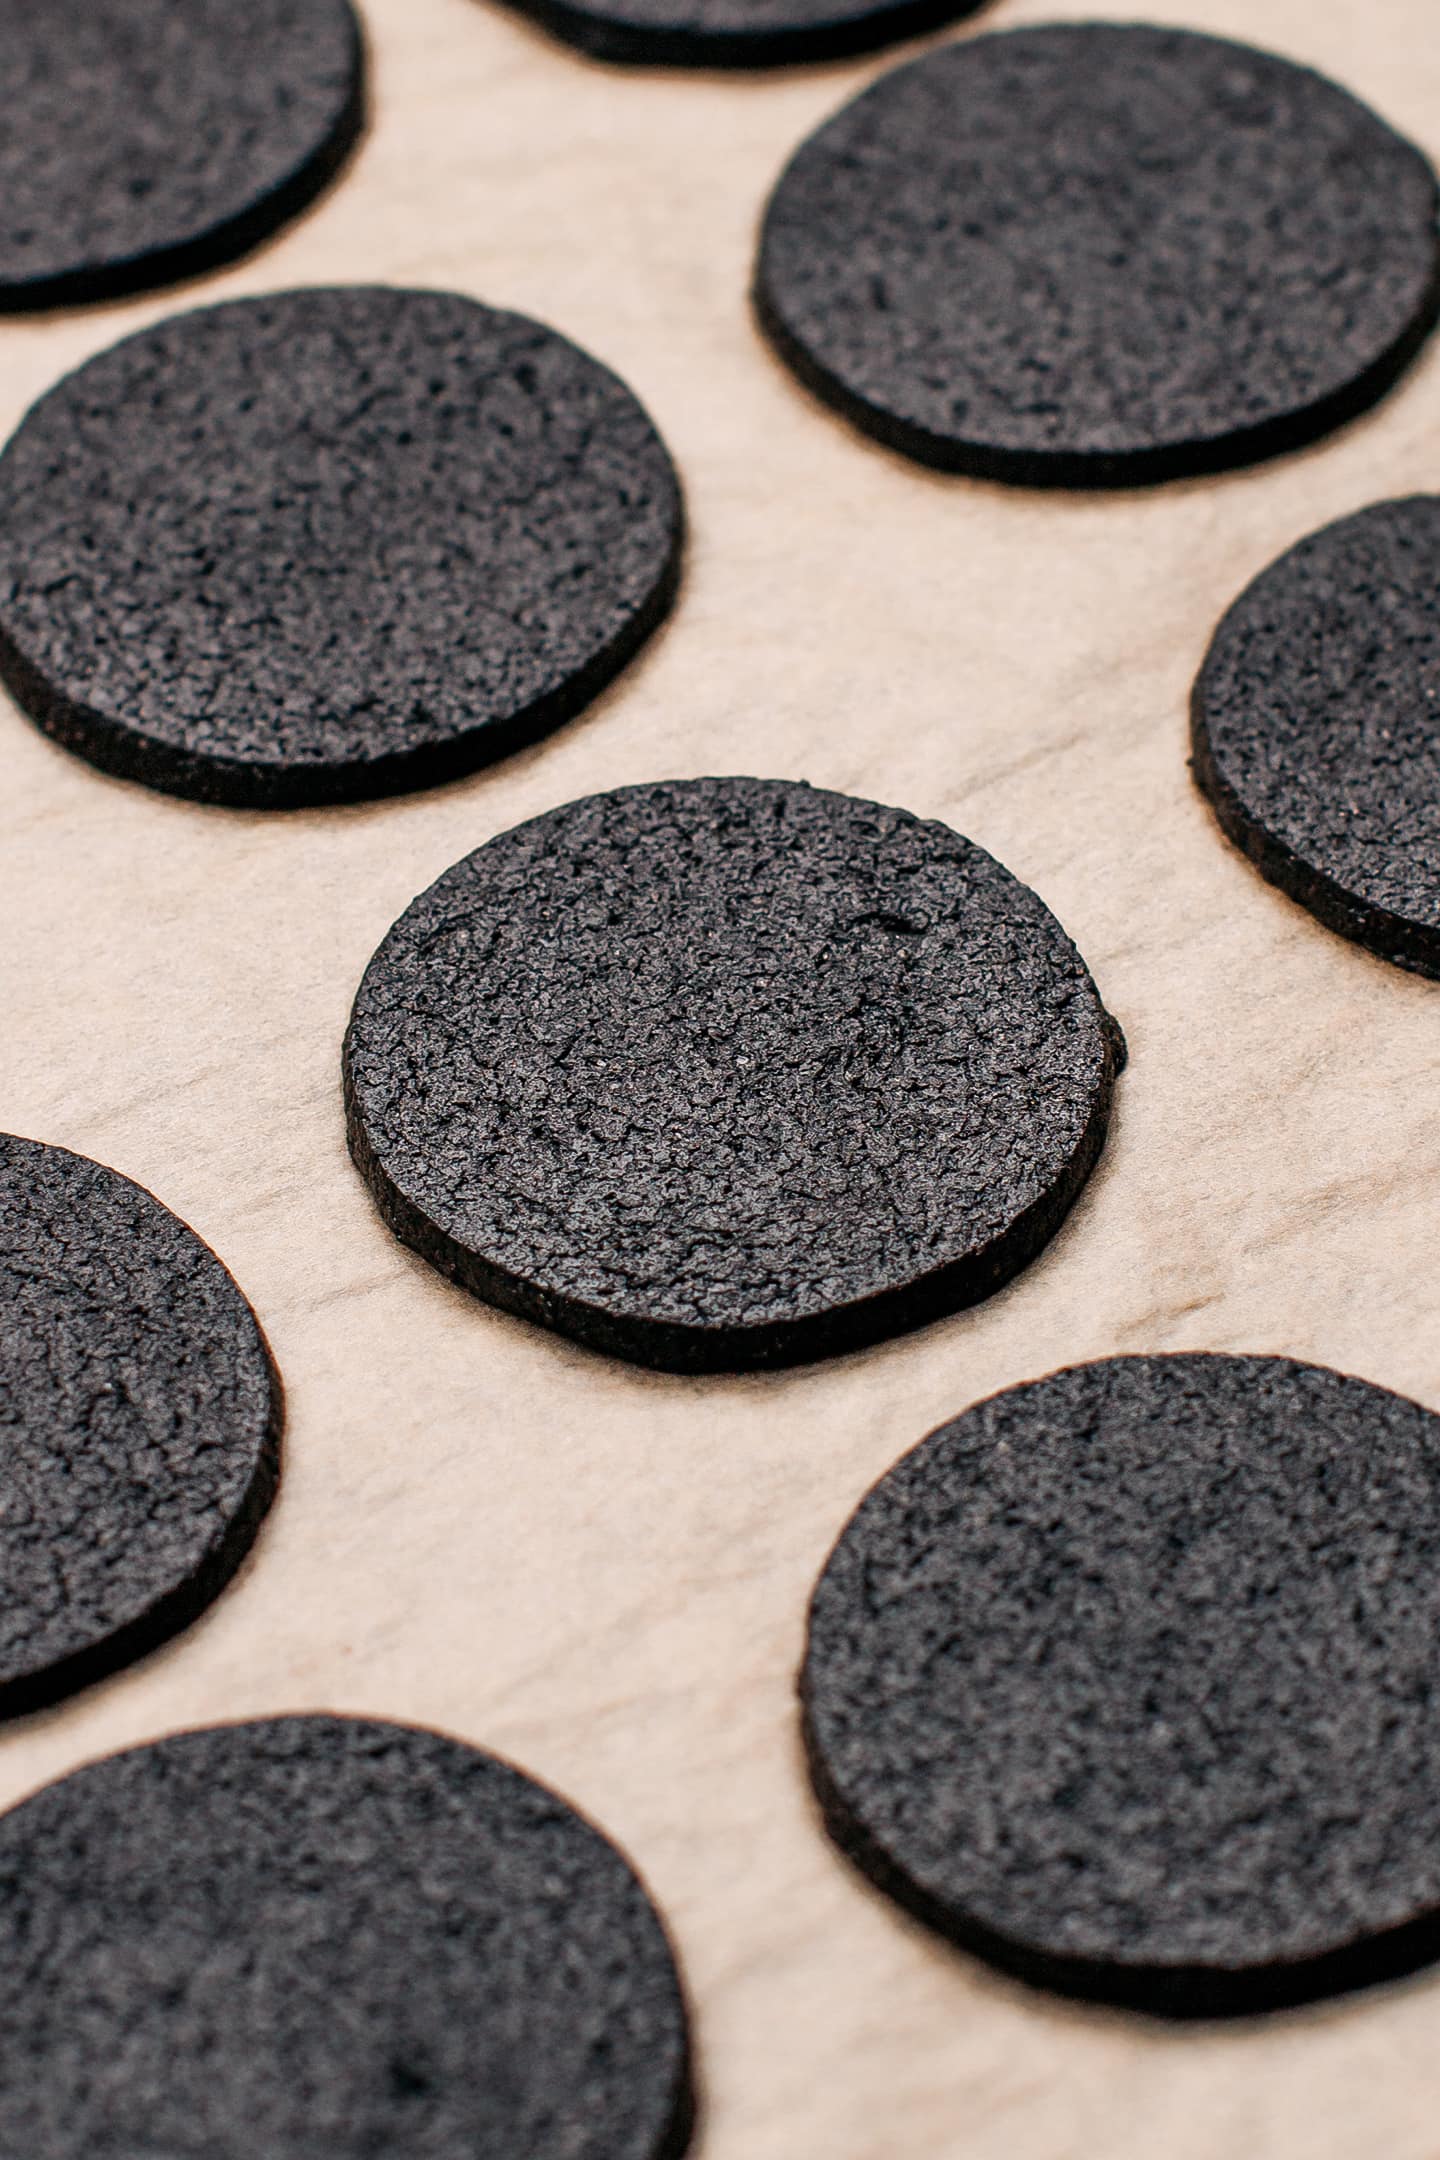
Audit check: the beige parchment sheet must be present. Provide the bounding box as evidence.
[3,0,1440,2152]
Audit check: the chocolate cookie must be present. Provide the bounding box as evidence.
[0,0,364,310]
[755,25,1440,485]
[343,777,1123,1373]
[1193,495,1440,976]
[804,1354,1440,2015]
[0,1716,693,2159]
[0,287,683,807]
[0,1134,280,1719]
[489,0,989,72]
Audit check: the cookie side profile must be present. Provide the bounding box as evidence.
[755,25,1440,485]
[804,1354,1440,2016]
[0,1716,694,2158]
[0,1134,281,1719]
[485,0,989,71]
[343,777,1123,1372]
[1192,495,1440,977]
[0,288,683,808]
[0,0,365,311]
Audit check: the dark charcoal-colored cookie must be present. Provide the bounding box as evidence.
[487,0,989,73]
[755,25,1440,486]
[0,1716,694,2159]
[0,1134,280,1720]
[1193,496,1440,978]
[804,1353,1440,2016]
[0,0,364,311]
[343,777,1124,1373]
[0,288,683,808]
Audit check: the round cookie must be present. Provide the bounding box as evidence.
[0,1716,694,2159]
[804,1354,1440,2016]
[1193,496,1440,977]
[489,0,989,72]
[0,1133,280,1720]
[343,777,1124,1373]
[0,0,364,311]
[0,288,683,808]
[755,25,1440,486]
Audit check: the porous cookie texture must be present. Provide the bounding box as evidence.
[0,1716,694,2159]
[0,1134,280,1719]
[755,24,1440,485]
[0,0,364,309]
[488,0,989,73]
[804,1353,1440,2016]
[1193,495,1440,977]
[0,288,683,806]
[343,777,1124,1373]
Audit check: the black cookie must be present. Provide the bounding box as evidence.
[0,1715,694,2159]
[755,25,1440,486]
[343,777,1123,1374]
[804,1353,1440,2017]
[1193,496,1440,977]
[0,0,364,311]
[488,0,989,72]
[0,1134,280,1720]
[0,288,683,808]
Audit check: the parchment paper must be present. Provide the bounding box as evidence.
[3,1,1440,2153]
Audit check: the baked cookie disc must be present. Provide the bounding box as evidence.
[343,777,1123,1373]
[0,1716,694,2160]
[0,0,364,310]
[755,25,1440,485]
[804,1354,1440,2016]
[0,1134,280,1719]
[487,0,990,73]
[1193,495,1440,976]
[0,287,683,807]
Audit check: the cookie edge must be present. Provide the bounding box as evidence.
[1190,504,1440,980]
[0,0,369,314]
[486,0,987,72]
[0,1709,699,2158]
[0,289,686,808]
[751,31,1440,487]
[339,781,1125,1373]
[0,1136,285,1722]
[799,1351,1440,2017]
